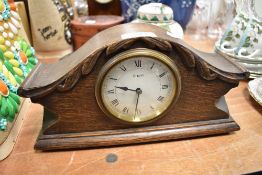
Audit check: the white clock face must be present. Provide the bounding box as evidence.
[97,51,179,123]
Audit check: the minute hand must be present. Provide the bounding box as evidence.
[134,88,142,118]
[115,86,136,92]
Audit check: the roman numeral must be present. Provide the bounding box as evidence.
[107,89,114,94]
[120,65,127,71]
[110,78,117,81]
[157,96,164,102]
[135,60,141,67]
[150,62,155,69]
[162,85,168,89]
[159,72,167,78]
[111,99,119,106]
[122,107,128,113]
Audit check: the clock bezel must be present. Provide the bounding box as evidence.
[95,48,181,125]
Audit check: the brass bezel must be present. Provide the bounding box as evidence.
[95,48,181,125]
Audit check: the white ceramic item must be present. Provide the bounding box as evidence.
[215,0,262,78]
[132,3,184,39]
[248,77,262,106]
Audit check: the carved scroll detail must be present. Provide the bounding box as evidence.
[142,38,172,51]
[57,66,82,92]
[106,39,137,56]
[82,49,104,75]
[55,38,175,92]
[175,45,195,68]
[195,59,217,80]
[55,38,240,93]
[106,37,172,56]
[173,43,220,81]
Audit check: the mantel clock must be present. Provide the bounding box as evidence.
[18,23,248,151]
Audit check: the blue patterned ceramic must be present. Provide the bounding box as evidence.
[120,0,196,29]
[120,0,161,22]
[163,0,196,29]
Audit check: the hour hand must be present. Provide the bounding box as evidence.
[115,86,136,92]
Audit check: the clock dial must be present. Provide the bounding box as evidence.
[96,49,180,124]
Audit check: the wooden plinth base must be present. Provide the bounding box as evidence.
[35,117,239,151]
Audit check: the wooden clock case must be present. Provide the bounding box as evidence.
[18,23,249,151]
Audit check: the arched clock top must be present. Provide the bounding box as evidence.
[18,23,249,98]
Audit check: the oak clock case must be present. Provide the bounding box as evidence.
[95,49,181,124]
[18,23,248,151]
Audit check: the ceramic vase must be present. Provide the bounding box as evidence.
[120,0,196,29]
[28,0,73,60]
[132,3,184,39]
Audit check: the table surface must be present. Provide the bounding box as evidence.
[0,35,262,175]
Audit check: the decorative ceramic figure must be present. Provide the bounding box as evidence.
[120,0,195,29]
[215,0,262,78]
[132,3,183,39]
[28,0,73,60]
[0,0,38,131]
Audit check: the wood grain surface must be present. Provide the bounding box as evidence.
[0,35,261,175]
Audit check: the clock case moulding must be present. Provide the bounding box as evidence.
[18,23,249,151]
